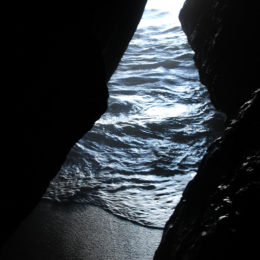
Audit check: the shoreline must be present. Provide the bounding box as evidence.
[1,200,163,260]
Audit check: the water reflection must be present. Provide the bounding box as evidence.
[145,103,193,119]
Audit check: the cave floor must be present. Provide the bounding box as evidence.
[1,200,162,260]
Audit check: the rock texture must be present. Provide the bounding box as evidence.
[179,0,260,118]
[2,0,147,247]
[155,0,260,259]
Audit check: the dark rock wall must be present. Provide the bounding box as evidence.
[155,0,260,259]
[95,1,148,82]
[179,0,260,118]
[2,0,147,246]
[155,90,260,259]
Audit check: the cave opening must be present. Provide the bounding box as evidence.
[44,0,225,229]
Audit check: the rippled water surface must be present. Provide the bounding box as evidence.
[44,0,225,228]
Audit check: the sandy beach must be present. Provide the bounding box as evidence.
[1,200,163,260]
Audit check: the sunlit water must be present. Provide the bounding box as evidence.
[44,0,225,228]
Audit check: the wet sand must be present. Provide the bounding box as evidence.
[1,200,163,260]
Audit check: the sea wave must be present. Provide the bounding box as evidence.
[44,1,225,228]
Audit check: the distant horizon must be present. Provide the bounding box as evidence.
[138,0,185,28]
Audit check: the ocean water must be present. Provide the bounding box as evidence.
[44,0,225,228]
